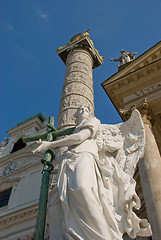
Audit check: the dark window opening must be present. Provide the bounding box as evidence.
[0,188,12,208]
[10,138,26,153]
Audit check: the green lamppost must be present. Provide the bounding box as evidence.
[23,117,75,240]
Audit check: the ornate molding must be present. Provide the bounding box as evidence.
[0,204,38,228]
[0,150,42,178]
[139,99,153,126]
[102,58,161,100]
[110,59,161,93]
[0,177,20,192]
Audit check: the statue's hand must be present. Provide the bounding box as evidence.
[32,139,53,153]
[110,58,114,61]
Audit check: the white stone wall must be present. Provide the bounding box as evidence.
[0,118,47,240]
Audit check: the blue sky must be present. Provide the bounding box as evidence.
[1,0,161,142]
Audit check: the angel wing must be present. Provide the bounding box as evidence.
[96,109,145,177]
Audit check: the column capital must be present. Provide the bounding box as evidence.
[56,30,103,69]
[120,99,155,126]
[139,99,153,126]
[119,105,137,121]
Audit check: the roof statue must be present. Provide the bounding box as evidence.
[33,105,152,240]
[0,137,9,151]
[111,49,137,69]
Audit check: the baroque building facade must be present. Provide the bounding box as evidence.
[0,114,49,240]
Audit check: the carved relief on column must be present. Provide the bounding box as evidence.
[59,83,94,111]
[57,48,94,129]
[64,71,93,87]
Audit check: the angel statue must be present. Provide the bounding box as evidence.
[33,105,152,240]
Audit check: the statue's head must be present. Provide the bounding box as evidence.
[120,49,125,54]
[74,105,91,124]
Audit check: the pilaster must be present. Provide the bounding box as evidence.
[138,102,161,240]
[121,102,161,239]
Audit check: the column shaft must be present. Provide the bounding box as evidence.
[138,122,161,239]
[57,48,94,129]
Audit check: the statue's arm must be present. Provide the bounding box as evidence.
[33,128,91,153]
[110,57,121,62]
[129,52,138,60]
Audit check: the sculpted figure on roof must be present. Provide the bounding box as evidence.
[111,49,137,68]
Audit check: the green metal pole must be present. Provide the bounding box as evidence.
[22,122,76,239]
[35,116,55,240]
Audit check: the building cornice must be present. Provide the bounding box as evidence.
[0,203,38,229]
[102,58,161,114]
[102,41,161,87]
[7,117,44,138]
[105,58,161,92]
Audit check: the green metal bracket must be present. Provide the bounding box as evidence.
[41,149,55,172]
[35,116,55,240]
[22,119,75,240]
[23,127,76,143]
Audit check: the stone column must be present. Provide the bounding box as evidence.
[56,31,103,129]
[57,48,94,129]
[138,103,161,239]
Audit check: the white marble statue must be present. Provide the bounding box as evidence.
[0,137,8,149]
[111,49,137,68]
[33,106,152,240]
